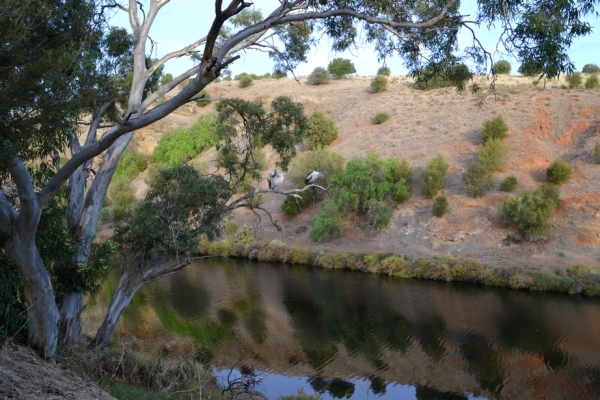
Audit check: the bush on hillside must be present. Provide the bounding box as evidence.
[432,195,449,217]
[153,115,218,166]
[463,162,494,198]
[387,155,414,185]
[374,112,390,124]
[582,64,600,73]
[414,63,472,90]
[272,69,287,79]
[478,138,509,172]
[565,72,583,88]
[518,61,543,76]
[239,75,253,88]
[108,179,136,222]
[377,66,391,76]
[595,143,600,163]
[160,73,173,86]
[546,159,573,185]
[585,74,599,89]
[500,175,518,191]
[307,67,331,85]
[304,111,339,150]
[492,60,511,74]
[481,115,509,143]
[114,152,148,183]
[288,149,346,185]
[195,89,211,107]
[281,189,314,218]
[311,201,343,242]
[422,154,449,198]
[327,58,356,78]
[370,75,388,93]
[363,199,393,229]
[499,186,560,238]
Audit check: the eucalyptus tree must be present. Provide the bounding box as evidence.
[1,0,598,359]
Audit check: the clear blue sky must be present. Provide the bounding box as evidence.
[110,1,600,78]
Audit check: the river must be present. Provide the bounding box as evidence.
[94,258,600,399]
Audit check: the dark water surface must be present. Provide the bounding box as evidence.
[106,258,600,399]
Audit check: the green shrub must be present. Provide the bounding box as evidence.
[393,179,411,203]
[153,115,218,166]
[380,255,409,276]
[307,67,331,85]
[288,149,346,185]
[422,154,449,198]
[223,76,232,81]
[239,75,253,88]
[500,175,518,191]
[492,60,511,74]
[0,257,26,347]
[546,159,573,185]
[224,219,237,235]
[387,155,414,184]
[232,224,255,244]
[582,63,600,73]
[518,61,543,76]
[370,75,388,93]
[311,201,343,242]
[432,195,449,217]
[481,115,509,143]
[565,72,583,88]
[287,246,312,264]
[377,66,391,76]
[272,69,287,79]
[463,162,494,197]
[114,152,148,182]
[595,143,600,163]
[414,63,472,90]
[327,58,356,78]
[304,111,339,150]
[374,112,390,124]
[585,74,599,89]
[478,138,509,172]
[144,163,167,185]
[362,200,393,229]
[160,73,173,86]
[281,190,313,218]
[108,179,136,222]
[195,89,211,107]
[499,186,560,238]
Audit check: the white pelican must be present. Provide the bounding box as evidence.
[267,169,284,190]
[305,171,324,185]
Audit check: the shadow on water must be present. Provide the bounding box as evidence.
[105,258,600,399]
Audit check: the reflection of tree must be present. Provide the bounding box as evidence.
[308,376,355,399]
[414,315,447,363]
[460,333,506,395]
[168,272,210,320]
[370,376,387,395]
[415,385,468,399]
[496,294,569,371]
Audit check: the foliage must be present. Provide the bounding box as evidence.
[311,201,343,242]
[582,64,600,73]
[108,179,136,222]
[413,63,472,91]
[377,66,391,76]
[478,138,509,172]
[304,111,339,150]
[363,200,393,229]
[370,75,388,93]
[0,249,26,347]
[281,190,314,218]
[114,152,147,183]
[518,61,543,76]
[422,154,449,198]
[500,175,518,191]
[224,219,237,235]
[160,73,173,85]
[153,115,218,166]
[195,89,211,107]
[307,67,331,85]
[231,225,255,244]
[585,74,599,89]
[239,75,253,88]
[565,72,583,88]
[595,143,600,163]
[273,69,287,79]
[374,112,390,124]
[481,115,509,143]
[546,159,573,185]
[327,58,356,78]
[499,185,560,238]
[288,149,346,185]
[493,60,511,74]
[432,196,449,217]
[463,163,494,198]
[387,155,414,184]
[329,151,412,217]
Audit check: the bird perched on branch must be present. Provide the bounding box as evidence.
[267,169,284,190]
[305,171,324,185]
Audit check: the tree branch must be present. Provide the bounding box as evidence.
[148,36,208,75]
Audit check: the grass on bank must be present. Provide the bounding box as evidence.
[198,234,600,296]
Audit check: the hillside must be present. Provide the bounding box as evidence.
[131,74,600,269]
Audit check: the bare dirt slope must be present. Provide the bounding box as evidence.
[134,74,600,269]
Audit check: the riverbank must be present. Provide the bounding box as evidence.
[198,237,600,296]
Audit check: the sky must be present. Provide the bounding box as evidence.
[109,1,600,79]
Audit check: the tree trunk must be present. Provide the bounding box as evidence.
[57,292,83,348]
[5,232,59,359]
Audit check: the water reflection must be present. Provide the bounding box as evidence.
[98,258,600,399]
